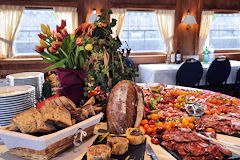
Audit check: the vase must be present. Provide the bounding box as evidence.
[55,68,87,105]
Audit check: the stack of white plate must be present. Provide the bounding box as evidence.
[0,86,35,127]
[6,72,44,101]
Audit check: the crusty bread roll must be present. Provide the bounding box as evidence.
[107,80,144,134]
[126,128,145,145]
[87,144,111,160]
[107,137,129,155]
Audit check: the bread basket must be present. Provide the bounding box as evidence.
[0,112,104,160]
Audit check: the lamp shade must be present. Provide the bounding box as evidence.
[87,10,99,23]
[182,15,197,24]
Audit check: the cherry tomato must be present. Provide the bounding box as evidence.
[87,90,98,98]
[154,121,163,128]
[156,127,165,134]
[148,120,155,125]
[137,126,146,134]
[146,127,154,134]
[206,128,216,138]
[150,114,159,121]
[210,108,216,114]
[205,111,211,115]
[147,115,151,120]
[189,123,195,130]
[188,117,195,123]
[232,98,239,106]
[144,124,150,130]
[169,103,174,107]
[151,138,159,145]
[160,99,168,104]
[140,119,148,126]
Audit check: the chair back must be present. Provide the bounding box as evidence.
[206,57,231,85]
[235,68,240,84]
[176,58,203,87]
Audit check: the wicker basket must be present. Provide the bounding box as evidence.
[0,113,103,160]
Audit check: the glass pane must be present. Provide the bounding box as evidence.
[209,14,240,50]
[13,9,58,56]
[120,11,166,52]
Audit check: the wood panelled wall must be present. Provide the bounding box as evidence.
[0,0,240,77]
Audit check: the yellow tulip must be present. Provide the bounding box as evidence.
[41,24,48,34]
[46,25,52,36]
[85,44,93,51]
[40,39,48,48]
[70,33,75,40]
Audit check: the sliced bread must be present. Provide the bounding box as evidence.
[58,96,77,111]
[11,108,38,134]
[40,100,72,128]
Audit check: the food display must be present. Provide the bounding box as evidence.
[161,128,232,160]
[135,84,240,160]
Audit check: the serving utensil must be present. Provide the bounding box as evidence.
[146,142,159,160]
[199,132,240,151]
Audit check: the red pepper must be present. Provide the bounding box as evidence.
[151,138,159,145]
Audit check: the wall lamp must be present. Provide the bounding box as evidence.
[87,9,99,23]
[182,10,197,30]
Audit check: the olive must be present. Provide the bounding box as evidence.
[156,127,164,134]
[159,116,166,122]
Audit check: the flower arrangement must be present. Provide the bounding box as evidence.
[35,9,138,103]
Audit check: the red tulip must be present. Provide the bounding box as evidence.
[60,20,66,29]
[56,25,60,33]
[38,33,46,40]
[51,41,61,50]
[75,26,83,36]
[86,29,93,37]
[48,47,56,53]
[35,45,44,53]
[56,33,63,41]
[60,28,68,37]
[76,37,83,46]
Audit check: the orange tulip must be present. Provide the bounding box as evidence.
[56,33,63,41]
[76,37,83,46]
[48,47,56,53]
[60,28,68,37]
[51,41,61,50]
[35,45,44,53]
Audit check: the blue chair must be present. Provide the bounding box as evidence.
[176,58,203,87]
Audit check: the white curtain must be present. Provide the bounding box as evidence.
[53,7,78,33]
[0,5,24,59]
[110,8,126,38]
[198,11,214,53]
[155,9,175,54]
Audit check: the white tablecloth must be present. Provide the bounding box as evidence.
[138,60,240,85]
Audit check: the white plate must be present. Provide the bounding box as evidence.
[0,104,33,111]
[0,86,35,97]
[0,94,35,102]
[0,99,34,105]
[6,72,43,79]
[0,107,32,114]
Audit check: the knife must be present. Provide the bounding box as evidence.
[146,142,159,160]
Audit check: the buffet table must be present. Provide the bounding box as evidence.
[1,133,240,160]
[138,60,240,85]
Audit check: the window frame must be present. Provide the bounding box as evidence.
[119,9,168,55]
[207,11,240,54]
[12,7,56,58]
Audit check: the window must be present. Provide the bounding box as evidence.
[208,13,240,50]
[120,11,166,53]
[13,9,58,56]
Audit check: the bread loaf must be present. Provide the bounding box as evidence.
[87,144,111,160]
[126,128,145,145]
[107,80,144,134]
[58,96,77,111]
[107,137,129,155]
